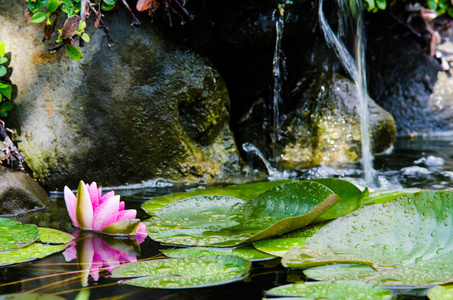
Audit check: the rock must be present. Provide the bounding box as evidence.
[239,70,396,170]
[366,10,453,136]
[0,166,51,216]
[0,1,245,190]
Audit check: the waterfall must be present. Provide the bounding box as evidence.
[271,2,286,166]
[318,0,375,185]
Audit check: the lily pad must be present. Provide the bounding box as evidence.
[0,218,40,252]
[264,280,392,299]
[0,243,68,266]
[38,227,74,244]
[428,284,453,299]
[111,255,251,289]
[162,245,275,261]
[144,181,339,247]
[304,251,453,287]
[283,190,453,269]
[310,178,368,222]
[142,180,295,215]
[364,188,421,205]
[252,222,331,257]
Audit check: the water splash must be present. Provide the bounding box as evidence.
[242,142,296,180]
[318,0,375,186]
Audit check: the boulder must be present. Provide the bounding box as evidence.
[0,166,51,216]
[0,1,245,190]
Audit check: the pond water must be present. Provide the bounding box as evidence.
[1,134,453,299]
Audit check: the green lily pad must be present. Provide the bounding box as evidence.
[264,280,392,299]
[252,222,330,257]
[100,219,141,236]
[0,243,68,266]
[162,245,275,261]
[144,181,339,247]
[283,190,453,269]
[310,178,368,222]
[428,284,453,299]
[111,255,251,289]
[38,227,74,244]
[304,251,453,287]
[0,218,40,252]
[142,180,295,215]
[364,188,421,205]
[0,293,65,300]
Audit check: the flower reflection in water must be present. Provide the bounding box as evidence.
[63,230,142,287]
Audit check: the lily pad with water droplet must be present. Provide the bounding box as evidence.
[305,251,453,287]
[111,255,251,289]
[252,221,330,257]
[283,191,453,270]
[0,217,40,252]
[0,243,68,266]
[364,188,421,205]
[144,181,340,247]
[264,280,392,299]
[427,283,453,299]
[38,227,74,244]
[142,179,367,223]
[161,245,275,261]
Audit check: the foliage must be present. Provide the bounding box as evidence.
[0,42,12,117]
[0,217,73,266]
[111,255,251,288]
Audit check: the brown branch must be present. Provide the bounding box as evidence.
[121,0,141,26]
[87,0,114,44]
[79,0,88,47]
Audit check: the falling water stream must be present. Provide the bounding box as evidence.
[318,0,375,186]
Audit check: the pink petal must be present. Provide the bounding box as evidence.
[62,245,77,262]
[136,223,147,244]
[76,181,94,230]
[64,186,78,227]
[87,182,99,208]
[116,209,137,222]
[118,201,125,211]
[100,191,115,206]
[93,195,120,231]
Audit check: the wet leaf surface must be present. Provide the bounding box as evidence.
[38,227,74,244]
[0,243,68,266]
[111,255,251,289]
[161,245,275,261]
[144,182,340,247]
[0,218,40,252]
[264,280,392,299]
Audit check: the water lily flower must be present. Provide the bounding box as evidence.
[64,180,147,239]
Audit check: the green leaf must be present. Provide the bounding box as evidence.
[103,0,117,5]
[111,255,251,289]
[145,181,339,247]
[0,243,68,267]
[142,179,295,215]
[282,191,453,269]
[78,21,86,31]
[0,42,5,57]
[65,44,83,61]
[38,227,74,244]
[75,180,92,229]
[0,102,13,113]
[375,0,386,10]
[304,251,453,287]
[0,83,12,100]
[0,65,6,77]
[363,0,376,11]
[0,293,66,300]
[81,33,90,43]
[252,221,330,257]
[100,219,140,235]
[31,12,48,24]
[101,2,117,11]
[428,284,453,300]
[0,218,40,252]
[162,245,275,262]
[310,178,368,222]
[0,57,8,64]
[47,0,60,13]
[364,188,421,205]
[62,0,74,11]
[264,281,392,299]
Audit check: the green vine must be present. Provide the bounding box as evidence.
[0,42,12,118]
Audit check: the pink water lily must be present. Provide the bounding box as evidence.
[64,180,147,238]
